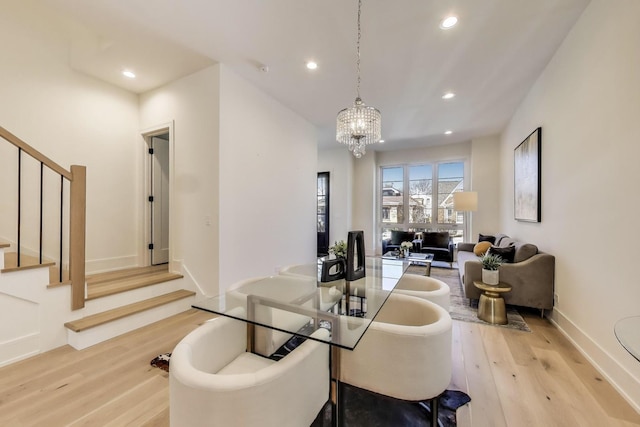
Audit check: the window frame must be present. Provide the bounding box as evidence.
[378,160,469,245]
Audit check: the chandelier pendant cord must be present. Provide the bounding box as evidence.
[335,0,381,158]
[356,0,361,100]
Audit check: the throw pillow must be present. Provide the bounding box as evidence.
[473,241,492,256]
[488,245,516,263]
[513,242,538,263]
[478,233,496,244]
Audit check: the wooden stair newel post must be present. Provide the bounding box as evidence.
[70,165,86,310]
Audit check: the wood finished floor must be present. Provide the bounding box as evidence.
[1,309,639,427]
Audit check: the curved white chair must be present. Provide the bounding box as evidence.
[279,263,319,278]
[279,264,344,312]
[339,293,452,425]
[227,276,317,357]
[170,308,330,427]
[394,274,450,311]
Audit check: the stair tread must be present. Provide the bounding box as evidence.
[64,289,195,332]
[2,252,55,272]
[86,270,183,300]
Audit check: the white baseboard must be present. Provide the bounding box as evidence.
[0,333,40,368]
[549,308,640,413]
[85,255,139,274]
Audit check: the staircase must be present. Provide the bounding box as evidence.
[0,241,197,364]
[64,264,195,350]
[0,127,199,365]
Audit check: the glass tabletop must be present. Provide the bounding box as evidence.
[614,316,640,362]
[192,257,408,350]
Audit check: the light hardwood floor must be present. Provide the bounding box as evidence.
[1,309,639,427]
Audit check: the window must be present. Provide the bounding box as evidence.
[380,161,467,244]
[409,164,432,224]
[381,167,403,225]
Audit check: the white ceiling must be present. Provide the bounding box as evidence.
[39,0,591,151]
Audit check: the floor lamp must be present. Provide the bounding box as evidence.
[453,192,478,242]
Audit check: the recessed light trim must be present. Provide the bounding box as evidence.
[440,16,458,29]
[122,70,136,79]
[306,61,318,70]
[442,92,456,100]
[445,130,453,135]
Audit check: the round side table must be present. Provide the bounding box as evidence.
[473,281,512,325]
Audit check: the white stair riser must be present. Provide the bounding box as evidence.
[83,277,188,315]
[66,296,195,350]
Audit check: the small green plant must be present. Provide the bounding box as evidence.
[329,240,347,258]
[480,252,503,271]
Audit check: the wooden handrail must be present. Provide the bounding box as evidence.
[0,126,72,180]
[1,126,86,310]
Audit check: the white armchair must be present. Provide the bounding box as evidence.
[339,293,452,425]
[170,308,330,427]
[394,274,450,311]
[227,276,316,357]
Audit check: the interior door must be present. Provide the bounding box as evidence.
[317,172,330,256]
[150,135,170,265]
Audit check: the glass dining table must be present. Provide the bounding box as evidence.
[192,256,409,426]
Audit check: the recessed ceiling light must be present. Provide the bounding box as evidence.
[379,139,385,143]
[122,70,136,79]
[442,92,455,100]
[440,16,458,29]
[445,130,453,135]
[306,61,318,70]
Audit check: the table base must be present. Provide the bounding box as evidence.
[477,292,508,325]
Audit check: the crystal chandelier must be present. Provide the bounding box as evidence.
[336,0,381,158]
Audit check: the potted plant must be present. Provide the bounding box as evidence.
[400,241,413,257]
[329,240,347,258]
[480,252,503,285]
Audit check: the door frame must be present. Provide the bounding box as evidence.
[140,121,175,271]
[317,171,330,256]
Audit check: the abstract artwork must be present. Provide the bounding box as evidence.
[514,127,541,222]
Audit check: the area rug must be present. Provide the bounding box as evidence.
[151,353,470,426]
[406,264,531,332]
[311,384,470,427]
[150,353,171,372]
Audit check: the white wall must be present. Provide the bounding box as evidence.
[470,135,501,238]
[0,2,140,272]
[499,0,640,410]
[318,148,354,247]
[218,65,318,291]
[140,64,319,295]
[352,153,378,254]
[139,66,221,295]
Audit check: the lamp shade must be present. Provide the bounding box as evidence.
[453,192,478,212]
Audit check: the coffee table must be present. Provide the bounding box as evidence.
[382,252,434,276]
[473,281,512,325]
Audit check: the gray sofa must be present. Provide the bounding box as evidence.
[457,233,555,312]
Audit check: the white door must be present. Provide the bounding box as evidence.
[150,136,170,265]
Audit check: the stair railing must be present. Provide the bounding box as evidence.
[0,126,86,310]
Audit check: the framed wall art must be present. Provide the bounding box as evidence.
[514,127,541,222]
